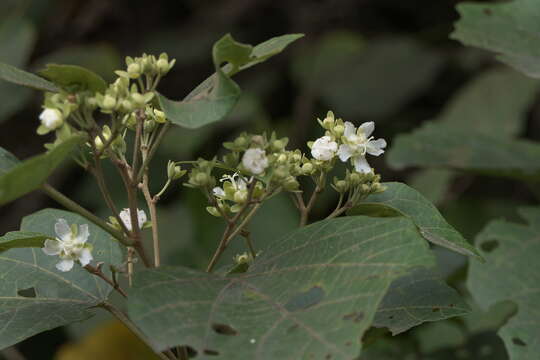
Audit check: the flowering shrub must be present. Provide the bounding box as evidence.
[1,2,540,357]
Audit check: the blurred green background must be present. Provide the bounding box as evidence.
[1,0,538,359]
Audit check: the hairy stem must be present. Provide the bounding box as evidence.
[85,264,127,298]
[140,150,161,267]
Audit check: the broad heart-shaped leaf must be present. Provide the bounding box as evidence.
[160,33,303,129]
[0,208,123,349]
[38,64,107,93]
[373,268,470,335]
[0,61,59,92]
[387,122,540,182]
[0,134,85,206]
[129,216,437,359]
[0,232,51,252]
[467,206,540,360]
[349,182,481,260]
[451,0,540,79]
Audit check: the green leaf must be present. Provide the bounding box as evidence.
[0,231,50,252]
[388,122,540,181]
[160,33,303,129]
[0,208,123,349]
[349,182,481,260]
[373,268,470,335]
[129,216,437,358]
[0,147,20,174]
[0,62,59,92]
[0,17,36,123]
[38,64,107,93]
[0,135,85,206]
[467,206,540,360]
[451,0,540,78]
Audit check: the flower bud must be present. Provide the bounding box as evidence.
[167,161,186,180]
[121,99,134,112]
[322,116,334,129]
[157,58,169,74]
[144,119,156,132]
[334,180,349,193]
[131,93,146,106]
[333,124,345,136]
[273,139,285,150]
[127,63,142,78]
[39,108,63,130]
[234,136,247,147]
[283,176,299,191]
[195,173,210,186]
[349,172,361,185]
[206,206,221,217]
[301,163,314,175]
[102,95,117,111]
[154,109,166,123]
[277,154,287,163]
[234,191,248,204]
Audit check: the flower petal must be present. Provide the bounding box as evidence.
[78,248,93,267]
[366,138,387,156]
[54,218,71,241]
[76,224,90,244]
[359,122,375,137]
[56,259,74,272]
[42,239,62,256]
[353,156,372,174]
[337,144,353,161]
[344,122,356,138]
[213,187,226,198]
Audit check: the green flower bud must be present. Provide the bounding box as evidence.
[277,154,287,163]
[121,99,134,112]
[283,176,300,191]
[234,191,248,204]
[206,206,221,217]
[102,95,117,111]
[349,172,361,185]
[131,92,146,106]
[144,119,156,132]
[273,139,285,150]
[334,180,349,193]
[234,136,247,147]
[195,173,210,186]
[154,109,166,123]
[333,124,344,136]
[301,163,314,175]
[157,58,169,73]
[127,63,142,78]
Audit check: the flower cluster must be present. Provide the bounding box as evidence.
[310,111,387,173]
[182,111,387,220]
[42,219,93,272]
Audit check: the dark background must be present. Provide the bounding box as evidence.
[0,0,535,359]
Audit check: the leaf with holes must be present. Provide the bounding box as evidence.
[0,208,123,349]
[129,216,441,359]
[349,182,481,260]
[451,0,540,78]
[0,231,51,253]
[373,268,470,335]
[159,33,302,129]
[468,206,540,360]
[0,134,85,206]
[38,64,108,93]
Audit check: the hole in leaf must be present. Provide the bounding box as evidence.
[211,323,238,336]
[388,315,394,320]
[449,303,455,307]
[512,338,526,346]
[481,240,499,252]
[325,354,332,359]
[432,307,440,312]
[284,286,325,312]
[342,311,364,323]
[287,324,299,334]
[203,349,220,356]
[17,287,36,298]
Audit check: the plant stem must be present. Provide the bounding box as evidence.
[41,183,126,243]
[136,122,170,182]
[100,302,174,360]
[84,264,128,298]
[241,230,257,259]
[140,149,161,267]
[1,347,27,360]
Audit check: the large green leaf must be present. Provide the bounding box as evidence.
[159,33,302,129]
[349,182,481,259]
[0,231,50,252]
[0,208,123,349]
[0,135,85,206]
[129,216,437,358]
[468,206,540,360]
[0,17,36,123]
[39,64,108,93]
[451,0,540,78]
[388,122,540,181]
[406,68,539,203]
[373,268,470,335]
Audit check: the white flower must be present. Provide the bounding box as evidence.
[119,208,147,231]
[39,108,63,130]
[213,173,247,199]
[337,121,387,173]
[42,219,93,272]
[311,136,338,161]
[212,187,226,198]
[242,148,269,175]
